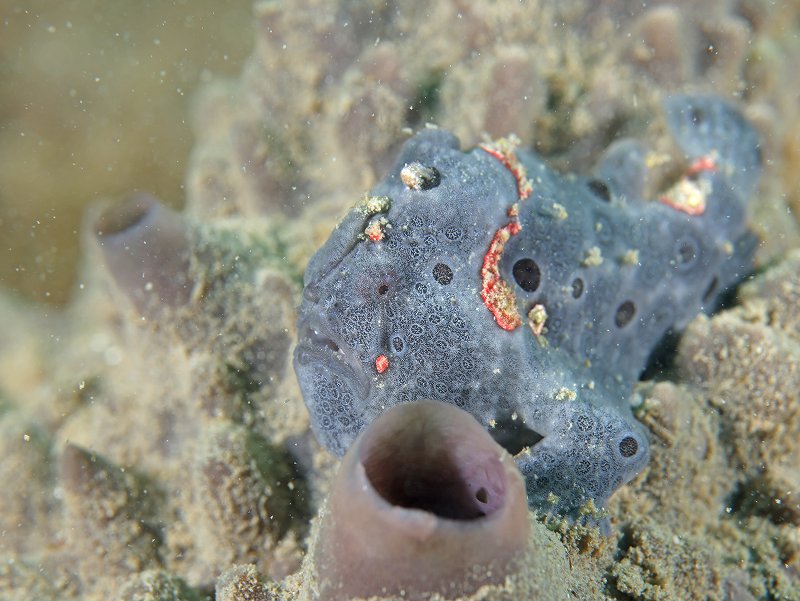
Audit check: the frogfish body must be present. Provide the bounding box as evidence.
[294,95,761,523]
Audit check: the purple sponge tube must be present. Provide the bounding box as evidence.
[312,399,530,600]
[93,192,192,317]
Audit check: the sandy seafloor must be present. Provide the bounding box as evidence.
[1,1,799,600]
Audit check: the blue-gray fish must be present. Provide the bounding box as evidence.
[294,95,761,525]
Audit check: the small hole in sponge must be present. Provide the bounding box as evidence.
[702,276,719,303]
[391,336,404,353]
[362,413,506,520]
[432,262,453,285]
[571,277,584,299]
[675,237,699,268]
[512,258,541,292]
[587,179,611,202]
[377,284,389,295]
[678,241,695,263]
[619,436,639,458]
[690,106,705,125]
[95,194,154,237]
[614,300,636,328]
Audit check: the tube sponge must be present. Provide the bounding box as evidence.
[310,399,529,601]
[93,192,193,317]
[59,444,162,582]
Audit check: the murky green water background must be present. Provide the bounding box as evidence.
[0,1,252,305]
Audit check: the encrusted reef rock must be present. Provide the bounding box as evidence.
[60,444,163,584]
[215,564,278,601]
[115,570,201,601]
[611,520,725,601]
[189,421,309,580]
[605,251,800,600]
[27,189,316,598]
[2,1,800,600]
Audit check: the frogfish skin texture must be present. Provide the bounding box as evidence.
[294,95,761,523]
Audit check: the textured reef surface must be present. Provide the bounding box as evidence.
[295,94,761,522]
[2,1,800,600]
